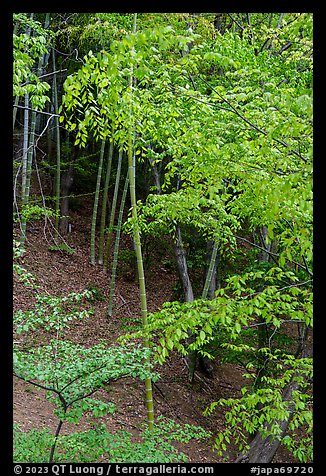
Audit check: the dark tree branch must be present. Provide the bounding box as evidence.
[234,235,313,277]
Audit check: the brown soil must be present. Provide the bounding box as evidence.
[13,206,295,464]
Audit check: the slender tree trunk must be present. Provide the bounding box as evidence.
[196,239,219,378]
[258,225,272,262]
[202,239,219,300]
[107,173,130,318]
[13,22,20,128]
[59,160,75,235]
[90,140,106,265]
[255,225,273,387]
[20,15,33,208]
[103,148,123,271]
[19,103,36,248]
[174,225,197,381]
[19,13,50,249]
[128,12,154,431]
[46,100,54,172]
[98,137,114,265]
[49,418,64,463]
[21,93,30,204]
[148,154,162,194]
[13,96,20,129]
[52,47,61,238]
[174,225,194,303]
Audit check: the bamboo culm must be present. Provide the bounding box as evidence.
[19,13,50,249]
[21,93,30,205]
[201,240,219,300]
[103,148,123,271]
[52,47,61,237]
[98,137,114,265]
[107,172,130,318]
[127,12,154,431]
[90,140,106,265]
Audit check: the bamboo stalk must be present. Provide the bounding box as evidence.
[127,12,154,431]
[20,105,36,248]
[90,140,106,265]
[103,148,123,271]
[52,47,61,238]
[21,93,30,205]
[107,172,129,318]
[19,13,50,249]
[98,137,114,265]
[201,240,219,300]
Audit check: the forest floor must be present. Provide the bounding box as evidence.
[13,201,295,464]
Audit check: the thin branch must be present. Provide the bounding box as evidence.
[19,69,67,86]
[246,13,255,45]
[197,76,309,163]
[234,235,313,277]
[60,363,111,392]
[227,13,244,30]
[243,319,308,330]
[13,104,59,117]
[13,372,62,396]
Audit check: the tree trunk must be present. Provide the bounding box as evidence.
[255,225,273,386]
[21,93,30,204]
[174,225,194,303]
[197,239,219,378]
[19,13,50,249]
[258,225,272,262]
[90,140,106,265]
[98,137,114,265]
[127,12,154,432]
[107,173,129,318]
[103,148,123,271]
[52,47,61,238]
[202,239,219,300]
[242,381,299,463]
[174,225,197,381]
[59,161,74,235]
[19,101,36,248]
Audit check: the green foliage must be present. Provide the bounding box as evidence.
[204,351,313,462]
[14,337,159,463]
[14,341,155,417]
[13,289,95,335]
[14,416,211,463]
[48,243,76,255]
[122,267,312,364]
[13,424,115,463]
[120,264,312,461]
[85,284,106,301]
[15,204,59,223]
[13,260,158,463]
[13,13,53,109]
[13,241,39,288]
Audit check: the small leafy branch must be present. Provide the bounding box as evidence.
[14,340,157,462]
[121,267,312,363]
[13,289,95,336]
